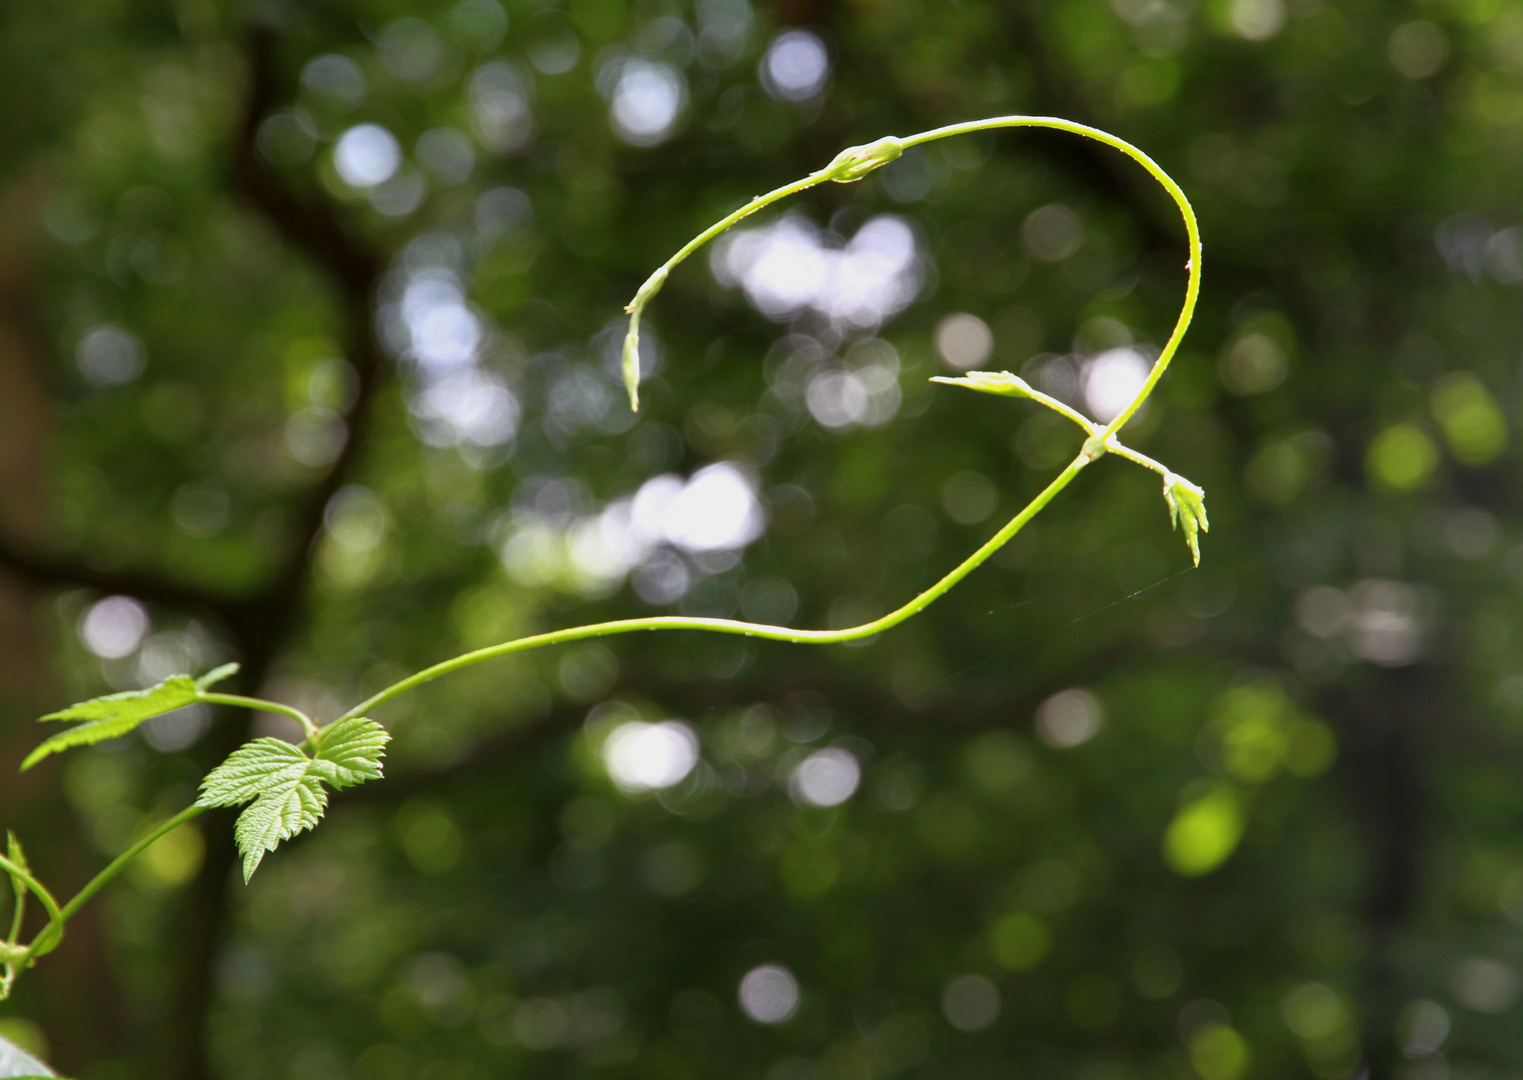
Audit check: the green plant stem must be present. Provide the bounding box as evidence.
[896,116,1202,441]
[58,806,207,930]
[950,377,1172,477]
[622,172,825,409]
[2,117,1203,1000]
[336,451,1097,724]
[0,853,64,970]
[6,867,23,948]
[0,807,207,994]
[339,115,1200,728]
[200,693,318,739]
[2,858,26,998]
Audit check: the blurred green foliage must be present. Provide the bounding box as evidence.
[1,0,1523,1077]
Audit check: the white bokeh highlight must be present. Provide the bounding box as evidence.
[790,748,861,807]
[712,214,921,329]
[470,63,533,153]
[1035,688,1103,748]
[805,354,900,431]
[738,964,800,1023]
[1082,348,1151,423]
[760,30,829,101]
[935,313,994,371]
[77,325,145,387]
[608,60,686,146]
[387,266,521,451]
[496,462,767,600]
[412,370,520,448]
[80,596,150,659]
[602,721,700,792]
[334,124,402,189]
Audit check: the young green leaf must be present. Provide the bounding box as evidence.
[929,370,1037,399]
[1163,471,1210,566]
[197,718,390,882]
[22,664,240,771]
[310,716,391,786]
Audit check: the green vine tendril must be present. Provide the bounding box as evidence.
[0,116,1206,1003]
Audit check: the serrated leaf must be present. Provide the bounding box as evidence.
[929,370,1036,399]
[24,680,193,770]
[22,664,239,771]
[230,771,328,883]
[197,719,389,882]
[197,738,312,805]
[197,739,328,882]
[1163,471,1210,567]
[312,717,390,788]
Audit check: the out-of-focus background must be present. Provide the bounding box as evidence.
[0,0,1519,1077]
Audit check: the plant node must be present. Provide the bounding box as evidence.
[820,136,905,182]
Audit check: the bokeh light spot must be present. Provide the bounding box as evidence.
[1035,689,1103,748]
[602,721,700,792]
[80,596,150,659]
[760,30,829,101]
[1367,424,1438,491]
[935,313,994,370]
[942,975,1001,1032]
[790,748,861,807]
[334,124,402,189]
[1163,787,1243,876]
[738,964,800,1023]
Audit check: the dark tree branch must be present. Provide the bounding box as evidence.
[223,26,392,671]
[0,28,395,670]
[162,26,400,1080]
[1321,667,1435,1078]
[231,30,383,297]
[0,534,240,624]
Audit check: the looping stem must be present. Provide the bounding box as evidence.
[340,114,1202,727]
[5,117,1204,1002]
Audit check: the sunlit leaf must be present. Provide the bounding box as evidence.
[21,664,240,771]
[929,370,1037,399]
[310,717,391,787]
[197,718,389,882]
[1163,471,1210,567]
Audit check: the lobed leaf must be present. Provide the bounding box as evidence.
[197,718,390,881]
[1163,472,1210,567]
[312,717,391,788]
[21,664,239,771]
